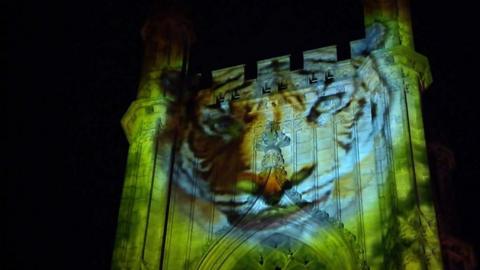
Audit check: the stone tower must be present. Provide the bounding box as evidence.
[112,1,443,269]
[111,6,194,270]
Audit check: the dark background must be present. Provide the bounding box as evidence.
[7,1,479,269]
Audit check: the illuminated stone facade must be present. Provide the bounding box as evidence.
[112,1,443,269]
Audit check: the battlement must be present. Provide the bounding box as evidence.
[211,64,245,94]
[257,54,291,78]
[209,41,369,105]
[209,40,369,91]
[211,44,342,88]
[207,19,431,106]
[209,22,395,94]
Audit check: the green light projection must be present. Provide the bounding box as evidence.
[112,1,443,269]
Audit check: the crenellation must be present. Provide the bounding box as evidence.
[207,42,365,102]
[207,43,361,104]
[206,26,411,98]
[350,39,367,58]
[304,46,337,64]
[211,64,245,93]
[303,46,337,72]
[257,54,291,78]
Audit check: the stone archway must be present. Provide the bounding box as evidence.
[195,211,368,270]
[231,233,328,270]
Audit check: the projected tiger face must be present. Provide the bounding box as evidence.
[165,24,394,231]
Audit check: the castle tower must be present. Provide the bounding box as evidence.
[112,1,443,269]
[111,5,194,270]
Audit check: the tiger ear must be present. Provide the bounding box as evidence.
[289,164,316,186]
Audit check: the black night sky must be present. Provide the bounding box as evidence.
[7,1,480,269]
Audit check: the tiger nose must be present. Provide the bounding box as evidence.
[262,175,288,205]
[235,172,291,205]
